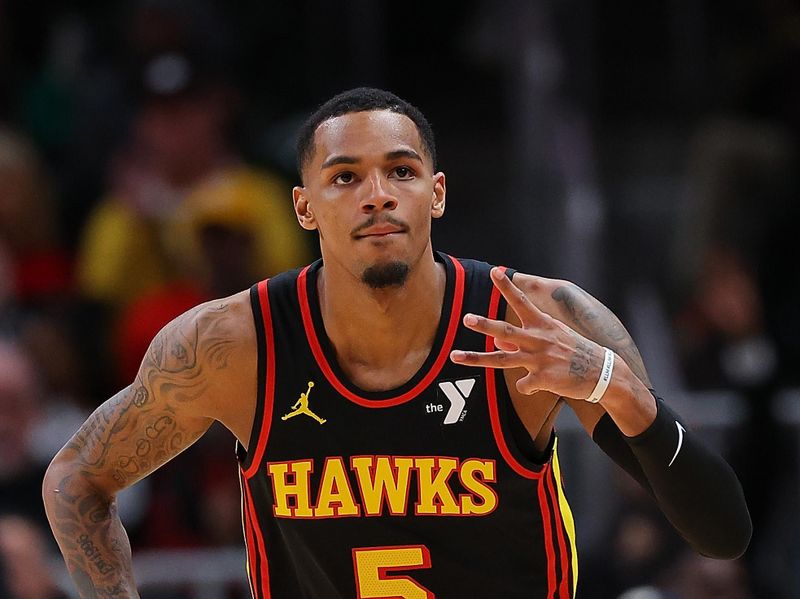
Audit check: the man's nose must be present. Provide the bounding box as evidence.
[359,174,398,212]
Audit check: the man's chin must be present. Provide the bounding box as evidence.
[361,261,410,289]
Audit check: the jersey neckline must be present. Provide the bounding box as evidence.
[296,251,465,407]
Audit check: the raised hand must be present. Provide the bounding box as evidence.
[450,267,610,401]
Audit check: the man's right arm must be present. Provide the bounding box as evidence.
[42,297,248,598]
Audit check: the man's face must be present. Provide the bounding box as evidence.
[294,110,445,288]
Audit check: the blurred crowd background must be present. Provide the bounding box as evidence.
[0,1,798,598]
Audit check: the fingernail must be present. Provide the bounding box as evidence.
[450,350,464,361]
[491,268,503,279]
[464,314,478,326]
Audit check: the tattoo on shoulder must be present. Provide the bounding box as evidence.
[142,304,237,401]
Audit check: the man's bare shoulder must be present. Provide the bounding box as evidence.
[145,289,256,415]
[167,289,256,355]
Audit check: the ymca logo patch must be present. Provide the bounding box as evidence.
[432,377,478,424]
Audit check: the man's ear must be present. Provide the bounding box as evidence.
[431,172,446,219]
[293,187,317,230]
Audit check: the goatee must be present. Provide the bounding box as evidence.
[361,261,410,289]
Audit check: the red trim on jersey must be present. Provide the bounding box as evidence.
[243,476,272,598]
[538,465,558,597]
[297,255,466,407]
[244,279,277,479]
[485,268,541,479]
[239,468,258,598]
[546,465,571,598]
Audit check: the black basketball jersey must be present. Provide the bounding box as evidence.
[236,252,577,599]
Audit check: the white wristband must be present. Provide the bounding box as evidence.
[586,347,615,403]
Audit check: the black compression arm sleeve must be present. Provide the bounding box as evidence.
[593,398,752,559]
[592,412,652,494]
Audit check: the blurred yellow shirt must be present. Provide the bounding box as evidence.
[77,166,313,306]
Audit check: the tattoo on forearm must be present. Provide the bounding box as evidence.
[71,562,126,599]
[552,285,652,387]
[72,565,100,599]
[77,534,115,575]
[50,482,134,597]
[103,582,126,597]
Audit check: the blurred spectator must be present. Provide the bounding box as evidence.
[76,51,311,310]
[670,118,795,389]
[113,281,206,384]
[72,46,313,554]
[0,125,72,307]
[614,552,753,599]
[578,465,685,599]
[669,116,799,598]
[673,245,776,391]
[75,48,313,398]
[0,516,67,599]
[661,550,753,599]
[112,166,301,383]
[617,588,673,599]
[0,124,99,406]
[0,337,84,530]
[0,341,48,526]
[181,167,311,297]
[0,244,17,337]
[582,465,755,599]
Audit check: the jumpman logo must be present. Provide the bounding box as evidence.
[281,382,326,424]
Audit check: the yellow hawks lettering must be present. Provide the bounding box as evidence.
[266,456,498,519]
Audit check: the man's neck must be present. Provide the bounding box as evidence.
[317,249,447,391]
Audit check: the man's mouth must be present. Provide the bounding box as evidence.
[354,224,406,238]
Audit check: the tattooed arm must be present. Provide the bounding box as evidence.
[545,277,750,558]
[451,269,751,558]
[452,269,656,436]
[544,279,655,435]
[42,293,256,597]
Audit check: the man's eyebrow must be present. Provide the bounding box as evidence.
[385,149,423,163]
[320,155,360,170]
[319,149,423,171]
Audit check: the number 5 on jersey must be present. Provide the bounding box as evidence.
[352,545,434,599]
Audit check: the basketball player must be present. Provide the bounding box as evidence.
[43,88,751,598]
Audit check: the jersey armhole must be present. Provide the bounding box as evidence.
[499,266,556,465]
[485,266,550,479]
[506,401,556,464]
[238,280,274,477]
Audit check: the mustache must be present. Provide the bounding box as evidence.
[350,215,409,237]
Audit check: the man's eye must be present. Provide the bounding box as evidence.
[393,166,415,179]
[333,172,354,184]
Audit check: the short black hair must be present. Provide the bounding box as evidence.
[296,87,436,180]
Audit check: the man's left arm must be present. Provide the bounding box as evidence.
[451,268,752,560]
